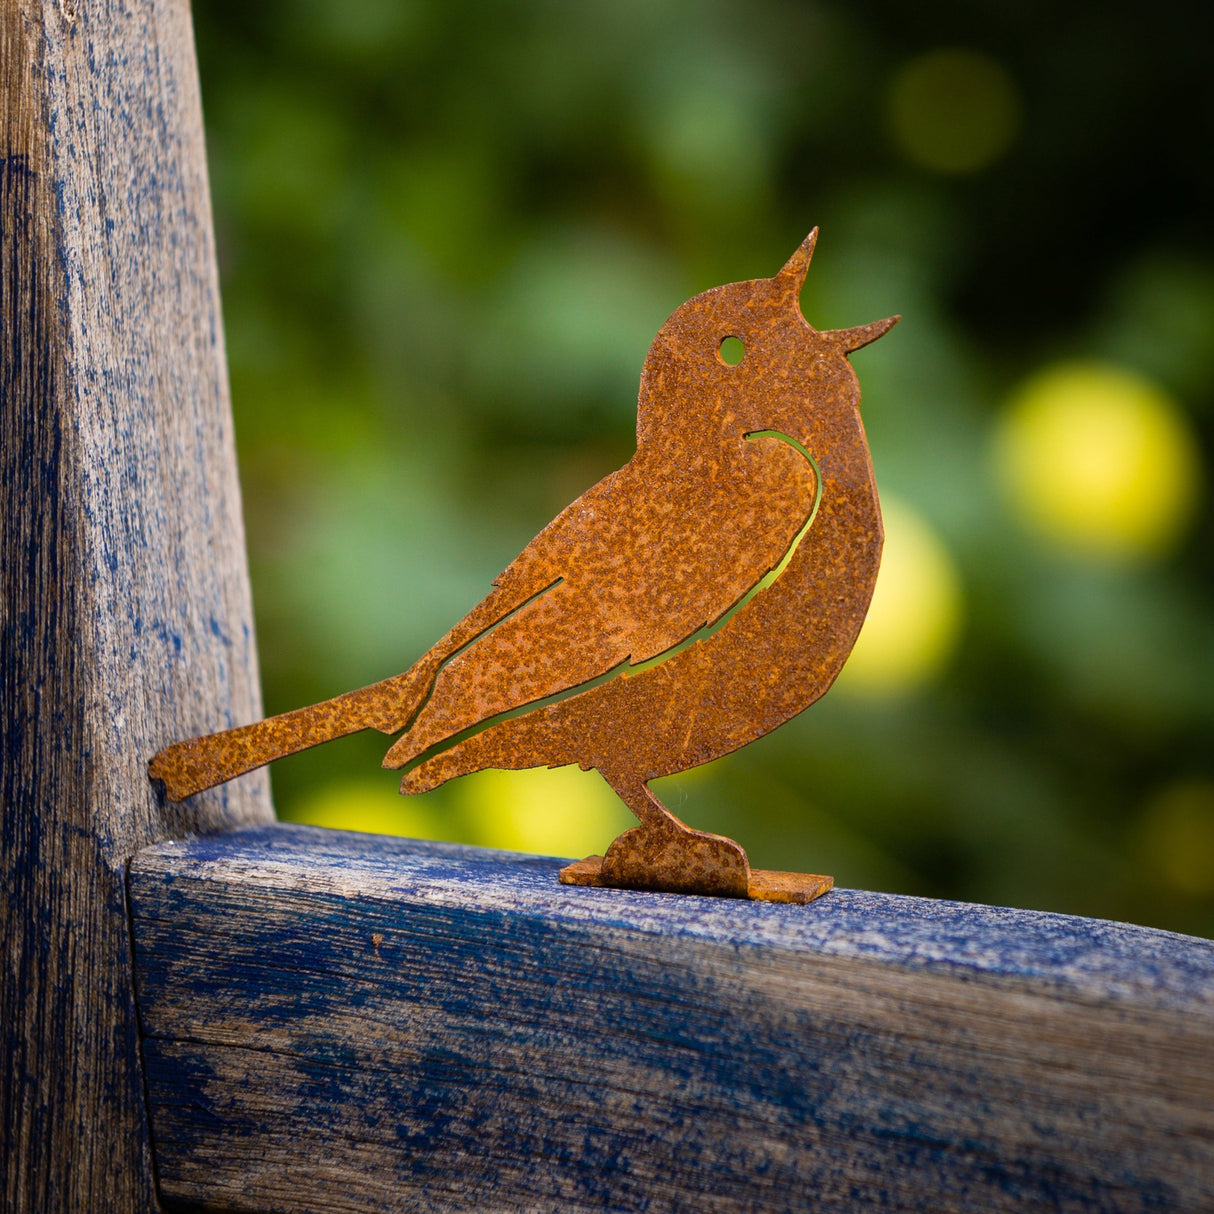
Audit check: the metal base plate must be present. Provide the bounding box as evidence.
[560,855,833,904]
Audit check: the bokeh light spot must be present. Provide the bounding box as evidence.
[835,496,964,697]
[292,778,443,838]
[993,362,1202,560]
[888,49,1020,174]
[1140,781,1214,897]
[456,765,633,858]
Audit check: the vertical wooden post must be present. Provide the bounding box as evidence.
[1,2,274,1210]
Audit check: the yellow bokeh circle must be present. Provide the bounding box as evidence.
[456,765,633,857]
[1139,781,1214,898]
[836,495,964,697]
[290,765,633,859]
[993,362,1202,559]
[888,49,1020,174]
[291,777,441,837]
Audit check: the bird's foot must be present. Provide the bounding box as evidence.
[602,819,750,897]
[560,819,833,903]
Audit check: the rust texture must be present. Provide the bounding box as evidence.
[149,229,896,901]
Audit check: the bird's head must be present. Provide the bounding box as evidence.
[635,229,897,452]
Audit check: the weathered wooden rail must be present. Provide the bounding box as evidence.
[2,2,271,1210]
[130,824,1214,1213]
[3,1,1213,1211]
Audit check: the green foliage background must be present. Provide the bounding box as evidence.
[193,0,1214,936]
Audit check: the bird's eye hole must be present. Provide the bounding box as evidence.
[718,336,745,366]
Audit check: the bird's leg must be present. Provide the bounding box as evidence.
[562,778,751,898]
[559,776,835,904]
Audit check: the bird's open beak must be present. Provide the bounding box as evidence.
[774,230,898,353]
[775,228,818,300]
[823,315,900,353]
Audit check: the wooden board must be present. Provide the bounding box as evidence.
[131,824,1214,1213]
[1,2,273,1210]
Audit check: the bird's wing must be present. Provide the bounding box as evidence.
[562,435,820,664]
[383,438,817,768]
[496,437,817,661]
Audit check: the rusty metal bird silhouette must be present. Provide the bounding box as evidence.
[150,229,897,902]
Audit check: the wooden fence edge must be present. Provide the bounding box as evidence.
[131,823,1214,1213]
[2,3,273,1210]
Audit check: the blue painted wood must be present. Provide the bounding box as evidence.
[2,3,272,1210]
[131,823,1214,1213]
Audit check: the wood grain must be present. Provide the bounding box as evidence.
[131,824,1214,1214]
[1,2,273,1210]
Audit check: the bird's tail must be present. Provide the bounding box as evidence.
[148,658,440,802]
